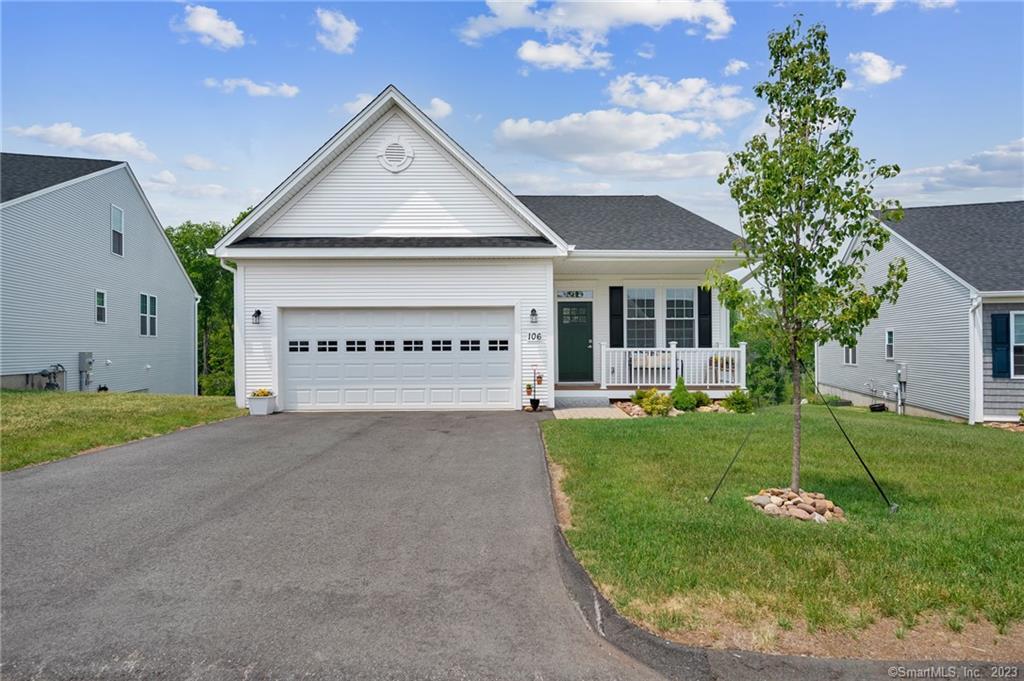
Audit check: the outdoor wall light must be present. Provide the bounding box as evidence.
[252,309,262,325]
[529,308,538,324]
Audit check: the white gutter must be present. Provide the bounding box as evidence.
[219,260,244,407]
[567,249,740,260]
[976,291,1024,300]
[968,294,984,424]
[193,293,201,396]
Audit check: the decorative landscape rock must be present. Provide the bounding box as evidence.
[745,487,848,523]
[615,399,734,418]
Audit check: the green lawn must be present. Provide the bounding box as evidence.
[1,390,244,471]
[542,406,1024,640]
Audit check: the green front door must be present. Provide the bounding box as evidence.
[558,301,593,382]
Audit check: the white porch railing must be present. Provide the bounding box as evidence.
[599,342,747,389]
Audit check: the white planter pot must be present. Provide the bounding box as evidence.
[248,395,276,416]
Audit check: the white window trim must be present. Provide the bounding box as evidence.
[95,289,107,325]
[1011,311,1024,380]
[625,287,658,348]
[884,328,894,361]
[139,292,158,337]
[844,345,858,366]
[111,204,124,257]
[664,286,697,349]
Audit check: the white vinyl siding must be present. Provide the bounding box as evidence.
[0,167,195,393]
[817,233,972,419]
[237,258,553,409]
[256,110,534,239]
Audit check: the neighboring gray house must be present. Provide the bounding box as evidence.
[1,153,198,394]
[817,201,1023,423]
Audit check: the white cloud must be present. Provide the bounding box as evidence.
[7,122,157,161]
[182,153,219,171]
[848,51,905,85]
[848,0,896,14]
[848,0,956,12]
[342,92,374,114]
[637,42,655,59]
[425,97,453,120]
[723,59,749,76]
[901,138,1024,193]
[517,39,611,71]
[460,0,735,44]
[315,8,359,54]
[504,173,612,194]
[204,77,299,98]
[143,169,229,199]
[496,109,702,161]
[607,73,755,120]
[571,150,728,179]
[177,5,245,50]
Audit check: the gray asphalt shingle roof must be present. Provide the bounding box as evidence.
[883,201,1023,292]
[516,195,740,251]
[1,152,123,203]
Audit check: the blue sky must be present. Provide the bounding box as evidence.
[3,1,1022,231]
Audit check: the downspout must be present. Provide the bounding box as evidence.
[220,259,243,408]
[193,293,201,396]
[968,294,983,424]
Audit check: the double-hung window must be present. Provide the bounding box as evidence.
[844,345,858,366]
[140,293,157,336]
[884,329,894,360]
[95,290,107,324]
[111,205,124,256]
[626,288,657,348]
[1013,312,1024,378]
[665,288,696,348]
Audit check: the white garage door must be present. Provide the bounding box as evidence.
[282,308,516,410]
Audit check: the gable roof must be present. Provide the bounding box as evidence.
[214,85,568,256]
[2,152,123,203]
[517,195,740,252]
[882,201,1023,292]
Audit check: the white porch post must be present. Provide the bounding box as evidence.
[599,342,608,389]
[739,341,748,390]
[669,341,678,384]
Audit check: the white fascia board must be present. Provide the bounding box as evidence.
[978,291,1024,301]
[567,249,741,260]
[0,163,125,208]
[213,85,568,256]
[219,247,564,259]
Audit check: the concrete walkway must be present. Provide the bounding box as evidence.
[553,406,628,419]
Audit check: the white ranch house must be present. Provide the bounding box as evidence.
[212,86,745,412]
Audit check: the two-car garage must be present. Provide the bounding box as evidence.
[282,307,517,410]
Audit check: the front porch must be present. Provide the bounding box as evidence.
[554,343,747,405]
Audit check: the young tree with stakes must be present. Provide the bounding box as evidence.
[709,18,907,492]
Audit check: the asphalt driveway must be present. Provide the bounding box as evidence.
[1,411,661,680]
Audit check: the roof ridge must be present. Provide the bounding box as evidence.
[901,199,1024,210]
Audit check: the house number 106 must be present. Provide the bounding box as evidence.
[527,332,543,342]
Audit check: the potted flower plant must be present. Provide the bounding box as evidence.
[248,388,276,416]
[529,368,542,411]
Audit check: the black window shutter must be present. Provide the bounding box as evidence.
[697,287,712,348]
[609,287,624,348]
[992,313,1011,378]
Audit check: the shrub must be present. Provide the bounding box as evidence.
[630,387,648,405]
[640,389,673,416]
[670,377,697,411]
[199,370,234,396]
[693,391,712,408]
[722,389,754,413]
[1019,408,1023,424]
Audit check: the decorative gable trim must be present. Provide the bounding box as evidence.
[212,85,568,257]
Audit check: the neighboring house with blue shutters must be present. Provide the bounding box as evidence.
[1,152,198,394]
[816,201,1023,423]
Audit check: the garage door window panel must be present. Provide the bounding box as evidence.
[289,340,310,352]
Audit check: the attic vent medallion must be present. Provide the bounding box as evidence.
[377,137,414,173]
